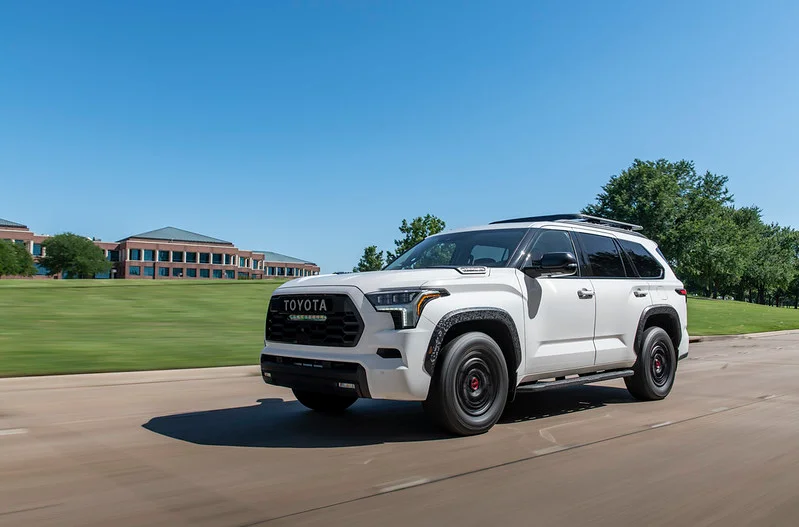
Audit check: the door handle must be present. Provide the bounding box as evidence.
[633,290,648,297]
[577,288,595,299]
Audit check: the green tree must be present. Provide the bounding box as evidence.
[11,242,36,277]
[353,245,385,272]
[386,214,446,263]
[583,159,696,261]
[41,233,111,279]
[0,240,36,278]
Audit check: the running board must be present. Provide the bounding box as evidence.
[515,369,634,394]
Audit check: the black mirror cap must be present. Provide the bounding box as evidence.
[524,252,578,277]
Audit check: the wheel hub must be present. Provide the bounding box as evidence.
[650,344,670,387]
[456,355,496,417]
[470,376,480,391]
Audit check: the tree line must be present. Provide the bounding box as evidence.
[355,158,799,308]
[0,233,112,279]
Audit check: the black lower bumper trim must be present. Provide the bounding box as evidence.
[260,354,372,398]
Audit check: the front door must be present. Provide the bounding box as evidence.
[520,228,597,375]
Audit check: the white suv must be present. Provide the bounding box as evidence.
[260,214,689,435]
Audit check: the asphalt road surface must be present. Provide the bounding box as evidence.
[2,332,798,526]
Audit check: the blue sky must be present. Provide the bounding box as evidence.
[2,1,797,272]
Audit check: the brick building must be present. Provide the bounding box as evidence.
[0,218,320,279]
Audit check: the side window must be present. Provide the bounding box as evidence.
[618,239,664,279]
[525,230,578,274]
[577,233,627,278]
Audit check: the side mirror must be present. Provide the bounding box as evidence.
[524,252,578,278]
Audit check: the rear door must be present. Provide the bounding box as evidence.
[575,232,652,367]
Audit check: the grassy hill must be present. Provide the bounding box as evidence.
[0,280,285,376]
[1,280,798,376]
[687,296,799,335]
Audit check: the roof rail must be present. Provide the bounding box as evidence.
[490,213,643,232]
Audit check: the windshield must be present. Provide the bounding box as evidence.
[384,228,528,270]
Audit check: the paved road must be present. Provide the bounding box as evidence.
[2,333,798,526]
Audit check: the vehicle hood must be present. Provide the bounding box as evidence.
[275,269,474,294]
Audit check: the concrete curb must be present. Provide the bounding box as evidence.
[690,328,799,344]
[0,365,262,391]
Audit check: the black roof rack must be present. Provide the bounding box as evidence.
[490,213,643,232]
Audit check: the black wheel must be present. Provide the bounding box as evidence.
[625,326,677,401]
[292,389,357,413]
[423,332,509,436]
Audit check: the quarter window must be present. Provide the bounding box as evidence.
[618,239,664,279]
[577,233,627,278]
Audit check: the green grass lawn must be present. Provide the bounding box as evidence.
[0,279,285,377]
[2,280,798,376]
[687,296,799,336]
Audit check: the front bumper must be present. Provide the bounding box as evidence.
[261,354,372,397]
[259,286,437,401]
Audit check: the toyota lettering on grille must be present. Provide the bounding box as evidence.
[283,298,329,313]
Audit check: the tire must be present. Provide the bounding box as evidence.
[292,389,357,413]
[625,326,677,401]
[423,332,509,436]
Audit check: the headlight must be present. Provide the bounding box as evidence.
[366,288,448,329]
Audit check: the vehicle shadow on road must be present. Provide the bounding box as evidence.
[142,385,634,448]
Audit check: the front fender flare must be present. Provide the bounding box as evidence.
[423,307,522,377]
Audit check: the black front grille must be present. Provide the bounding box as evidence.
[265,294,364,347]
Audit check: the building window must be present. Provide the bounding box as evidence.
[130,249,141,260]
[33,243,43,256]
[158,267,169,277]
[225,270,235,279]
[224,254,231,265]
[286,267,294,276]
[129,266,141,276]
[172,267,183,277]
[186,268,197,278]
[172,251,183,263]
[252,260,258,270]
[212,254,222,265]
[239,272,249,279]
[158,250,169,262]
[107,250,120,262]
[200,253,210,264]
[35,263,49,276]
[186,252,197,263]
[213,269,223,278]
[144,266,155,277]
[14,240,24,245]
[200,269,210,278]
[144,250,155,261]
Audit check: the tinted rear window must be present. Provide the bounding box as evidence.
[577,233,627,278]
[618,239,664,278]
